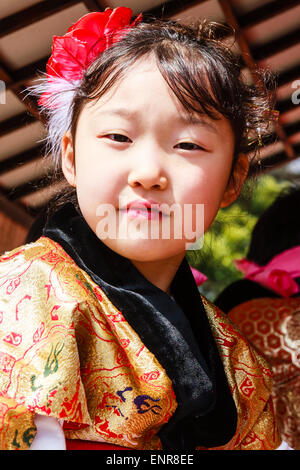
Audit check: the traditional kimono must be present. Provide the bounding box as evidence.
[0,203,280,450]
[216,280,300,449]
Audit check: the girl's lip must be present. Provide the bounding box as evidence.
[129,208,161,220]
[119,199,170,218]
[119,207,165,220]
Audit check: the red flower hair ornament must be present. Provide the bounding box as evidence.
[38,7,142,108]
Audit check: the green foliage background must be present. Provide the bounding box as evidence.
[186,174,288,301]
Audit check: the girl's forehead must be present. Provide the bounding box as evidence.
[99,55,163,94]
[85,58,179,113]
[81,55,232,139]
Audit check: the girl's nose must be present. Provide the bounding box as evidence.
[127,154,168,190]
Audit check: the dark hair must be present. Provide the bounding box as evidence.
[40,17,276,219]
[72,18,276,153]
[247,185,300,265]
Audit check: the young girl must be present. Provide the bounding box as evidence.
[0,7,283,451]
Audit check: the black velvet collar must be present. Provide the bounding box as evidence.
[42,202,237,450]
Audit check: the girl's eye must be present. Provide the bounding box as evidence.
[104,133,131,143]
[175,142,204,151]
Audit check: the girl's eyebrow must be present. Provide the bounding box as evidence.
[95,107,218,134]
[176,114,219,134]
[94,107,136,119]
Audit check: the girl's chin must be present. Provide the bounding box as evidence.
[98,237,187,261]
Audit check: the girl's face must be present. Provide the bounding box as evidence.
[62,56,247,263]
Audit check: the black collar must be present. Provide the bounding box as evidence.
[43,202,237,449]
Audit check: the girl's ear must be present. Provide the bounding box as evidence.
[220,154,249,208]
[61,131,76,187]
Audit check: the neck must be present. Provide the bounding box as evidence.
[131,252,186,296]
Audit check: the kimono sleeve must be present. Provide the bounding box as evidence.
[0,241,91,450]
[236,393,281,450]
[201,296,281,451]
[0,395,36,450]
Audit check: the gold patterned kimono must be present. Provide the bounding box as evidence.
[228,297,300,450]
[0,204,280,451]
